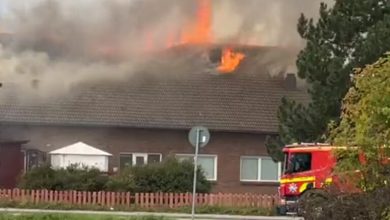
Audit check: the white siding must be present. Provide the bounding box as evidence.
[50,155,62,169]
[51,154,109,172]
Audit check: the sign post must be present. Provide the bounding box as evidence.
[191,128,200,220]
[188,126,210,220]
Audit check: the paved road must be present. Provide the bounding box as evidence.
[0,208,304,220]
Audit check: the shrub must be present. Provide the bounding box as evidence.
[300,186,390,220]
[19,157,212,193]
[134,156,211,193]
[19,164,109,191]
[18,164,58,190]
[56,165,109,191]
[105,168,135,192]
[107,157,212,193]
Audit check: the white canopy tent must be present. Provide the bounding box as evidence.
[49,142,112,172]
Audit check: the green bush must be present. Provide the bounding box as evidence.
[18,165,57,190]
[19,157,212,193]
[105,168,135,192]
[19,164,109,191]
[107,157,212,193]
[133,157,211,193]
[300,187,390,220]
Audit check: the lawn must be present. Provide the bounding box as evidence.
[0,201,275,216]
[0,213,170,220]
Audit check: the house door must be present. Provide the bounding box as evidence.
[0,145,24,188]
[133,154,147,166]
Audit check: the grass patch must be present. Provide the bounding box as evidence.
[0,213,170,220]
[177,205,275,216]
[0,200,275,216]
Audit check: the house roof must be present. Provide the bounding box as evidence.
[0,140,29,146]
[0,45,309,133]
[49,142,112,156]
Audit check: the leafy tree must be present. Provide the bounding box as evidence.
[300,53,390,220]
[266,0,390,161]
[330,54,390,191]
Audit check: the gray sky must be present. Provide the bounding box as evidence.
[0,0,6,18]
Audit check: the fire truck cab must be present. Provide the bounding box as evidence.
[277,143,339,215]
[277,142,390,215]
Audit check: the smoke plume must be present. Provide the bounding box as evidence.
[0,0,332,99]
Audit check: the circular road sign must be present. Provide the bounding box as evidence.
[188,126,210,148]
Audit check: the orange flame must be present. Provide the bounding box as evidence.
[147,0,246,74]
[180,0,212,44]
[217,48,246,73]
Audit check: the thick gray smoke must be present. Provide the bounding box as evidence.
[213,0,330,47]
[0,0,333,99]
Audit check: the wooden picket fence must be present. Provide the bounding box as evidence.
[0,189,278,209]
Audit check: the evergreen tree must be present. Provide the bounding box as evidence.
[267,0,390,161]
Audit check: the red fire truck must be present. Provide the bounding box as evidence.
[276,143,364,215]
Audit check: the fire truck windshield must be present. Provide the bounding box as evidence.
[284,152,312,174]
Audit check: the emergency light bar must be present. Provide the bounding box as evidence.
[285,142,331,147]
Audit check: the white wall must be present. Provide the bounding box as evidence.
[50,155,62,168]
[50,154,109,172]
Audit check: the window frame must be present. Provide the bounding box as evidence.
[240,156,282,183]
[119,152,162,168]
[175,154,218,181]
[288,152,312,173]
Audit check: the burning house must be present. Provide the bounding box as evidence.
[0,0,311,193]
[0,45,308,193]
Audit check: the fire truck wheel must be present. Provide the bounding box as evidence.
[276,205,287,216]
[297,189,329,218]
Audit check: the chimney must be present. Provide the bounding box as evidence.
[284,73,297,90]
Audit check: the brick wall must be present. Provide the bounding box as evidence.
[0,125,279,194]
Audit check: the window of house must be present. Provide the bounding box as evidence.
[148,154,161,164]
[25,149,47,171]
[120,154,133,169]
[119,153,162,169]
[176,154,217,181]
[240,156,281,182]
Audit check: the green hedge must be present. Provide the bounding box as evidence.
[19,157,212,193]
[18,165,108,192]
[107,157,211,193]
